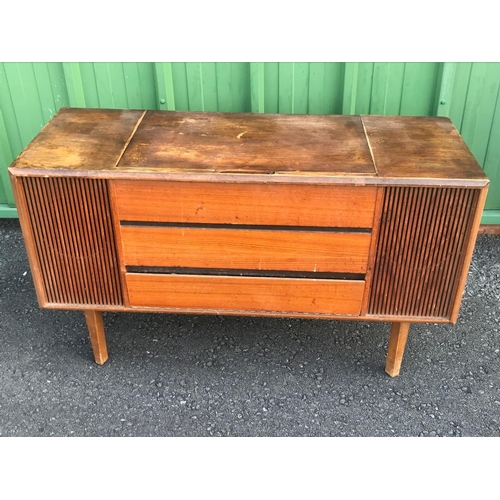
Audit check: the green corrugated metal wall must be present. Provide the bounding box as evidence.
[1,62,499,223]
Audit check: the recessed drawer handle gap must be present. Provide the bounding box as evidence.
[120,221,372,234]
[126,266,366,281]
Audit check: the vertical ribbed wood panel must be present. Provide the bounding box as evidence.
[19,177,123,306]
[368,187,479,319]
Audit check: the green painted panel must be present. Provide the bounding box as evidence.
[384,63,406,115]
[0,178,6,204]
[264,62,279,113]
[154,62,175,110]
[0,63,25,157]
[250,62,265,113]
[290,62,310,114]
[448,63,473,128]
[0,62,70,206]
[3,63,46,143]
[481,210,500,225]
[94,63,126,108]
[177,63,251,113]
[77,63,157,109]
[0,105,15,205]
[170,63,190,111]
[342,62,359,114]
[399,63,440,116]
[76,63,99,106]
[197,63,218,112]
[460,64,500,165]
[278,62,295,114]
[0,62,499,219]
[32,63,67,121]
[215,62,250,112]
[185,63,205,111]
[435,62,456,116]
[370,62,391,115]
[126,63,157,110]
[351,62,440,116]
[1,63,67,147]
[354,63,374,113]
[0,204,17,217]
[260,63,345,115]
[450,63,500,210]
[308,63,336,115]
[482,94,500,210]
[62,62,86,107]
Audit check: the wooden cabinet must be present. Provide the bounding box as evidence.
[9,108,489,376]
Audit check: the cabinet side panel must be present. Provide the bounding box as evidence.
[368,186,479,319]
[17,176,123,307]
[9,174,48,306]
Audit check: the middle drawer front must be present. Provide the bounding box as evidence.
[120,225,371,274]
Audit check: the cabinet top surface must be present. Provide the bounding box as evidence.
[9,107,489,186]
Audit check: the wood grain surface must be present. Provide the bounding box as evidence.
[118,111,376,175]
[126,273,365,315]
[119,225,372,273]
[8,109,489,188]
[10,108,144,171]
[362,115,488,182]
[112,180,378,228]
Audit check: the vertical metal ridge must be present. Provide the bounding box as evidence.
[17,177,123,307]
[368,186,480,319]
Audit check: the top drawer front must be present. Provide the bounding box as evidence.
[112,180,377,228]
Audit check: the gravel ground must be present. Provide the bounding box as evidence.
[0,218,499,437]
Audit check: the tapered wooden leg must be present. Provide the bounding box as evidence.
[385,322,410,377]
[84,310,108,365]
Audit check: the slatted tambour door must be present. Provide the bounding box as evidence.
[19,177,123,306]
[368,187,480,319]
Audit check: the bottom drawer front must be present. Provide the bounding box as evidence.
[126,273,364,315]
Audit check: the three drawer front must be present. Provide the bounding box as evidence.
[112,180,377,316]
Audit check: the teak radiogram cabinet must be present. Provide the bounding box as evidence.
[8,108,489,376]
